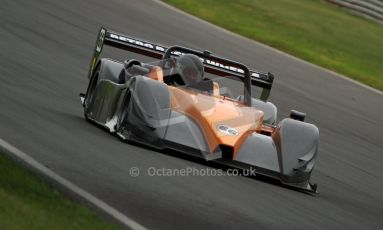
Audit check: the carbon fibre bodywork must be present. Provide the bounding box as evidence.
[81,28,319,193]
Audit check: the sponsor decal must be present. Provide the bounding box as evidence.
[109,33,165,52]
[216,124,239,136]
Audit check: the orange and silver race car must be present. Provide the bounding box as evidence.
[80,27,319,193]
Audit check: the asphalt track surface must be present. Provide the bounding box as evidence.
[1,0,382,229]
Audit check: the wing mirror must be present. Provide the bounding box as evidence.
[290,110,306,121]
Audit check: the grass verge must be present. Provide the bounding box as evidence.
[0,152,119,230]
[163,0,383,91]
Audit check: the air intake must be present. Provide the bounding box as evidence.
[220,145,234,160]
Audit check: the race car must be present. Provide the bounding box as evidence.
[80,27,319,193]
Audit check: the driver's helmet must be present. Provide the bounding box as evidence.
[175,54,204,85]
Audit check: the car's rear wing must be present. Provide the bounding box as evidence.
[88,27,274,102]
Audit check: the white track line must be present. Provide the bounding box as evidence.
[153,0,383,96]
[0,138,147,230]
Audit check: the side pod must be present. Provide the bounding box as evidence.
[120,76,172,147]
